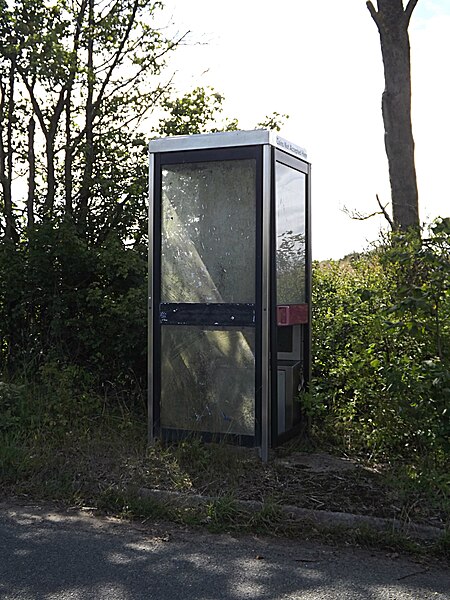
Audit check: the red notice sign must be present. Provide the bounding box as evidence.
[277,304,309,326]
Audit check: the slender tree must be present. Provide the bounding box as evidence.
[78,0,95,231]
[367,0,419,230]
[27,114,36,228]
[0,0,182,237]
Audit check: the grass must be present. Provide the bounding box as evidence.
[0,378,448,561]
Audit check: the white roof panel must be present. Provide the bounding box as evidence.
[148,129,308,161]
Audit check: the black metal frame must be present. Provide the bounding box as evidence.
[149,140,311,452]
[151,145,264,445]
[270,148,312,446]
[159,303,256,327]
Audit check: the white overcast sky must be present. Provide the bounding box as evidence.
[156,0,450,259]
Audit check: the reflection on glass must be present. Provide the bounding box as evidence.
[161,160,256,303]
[161,326,255,436]
[275,163,306,304]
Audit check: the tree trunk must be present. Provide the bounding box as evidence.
[44,137,56,219]
[20,74,58,221]
[78,0,95,233]
[27,116,36,228]
[65,90,73,218]
[367,0,419,230]
[0,79,9,235]
[0,60,18,242]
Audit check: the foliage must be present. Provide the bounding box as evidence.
[310,221,450,481]
[155,87,289,137]
[156,86,239,136]
[256,111,289,132]
[0,0,445,532]
[0,0,176,237]
[0,0,287,407]
[0,221,147,404]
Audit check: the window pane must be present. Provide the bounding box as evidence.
[161,326,255,436]
[275,163,306,304]
[161,160,256,303]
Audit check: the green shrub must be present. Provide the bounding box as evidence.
[310,221,450,475]
[0,222,147,410]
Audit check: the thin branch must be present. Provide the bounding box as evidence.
[70,26,184,153]
[16,67,48,136]
[343,205,382,221]
[97,77,173,133]
[366,1,381,30]
[153,31,190,61]
[96,0,122,27]
[404,0,419,26]
[342,195,394,229]
[0,80,8,189]
[97,64,149,98]
[90,0,140,122]
[376,193,394,229]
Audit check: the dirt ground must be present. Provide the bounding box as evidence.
[2,431,447,533]
[119,442,448,530]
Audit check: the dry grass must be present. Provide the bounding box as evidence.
[3,419,446,535]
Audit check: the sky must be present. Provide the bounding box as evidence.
[155,0,450,260]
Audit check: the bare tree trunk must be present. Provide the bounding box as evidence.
[65,90,73,218]
[44,137,56,219]
[367,0,419,230]
[17,0,87,222]
[0,78,8,235]
[0,60,18,242]
[27,116,36,228]
[18,72,58,221]
[78,0,95,233]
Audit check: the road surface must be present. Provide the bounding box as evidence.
[0,501,448,599]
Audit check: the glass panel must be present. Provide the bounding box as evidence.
[275,163,306,304]
[161,326,255,436]
[161,160,256,303]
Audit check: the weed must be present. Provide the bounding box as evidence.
[96,488,173,521]
[247,499,285,534]
[206,495,241,531]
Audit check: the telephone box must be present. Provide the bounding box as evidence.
[148,130,311,460]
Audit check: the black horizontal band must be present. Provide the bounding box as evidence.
[159,303,256,327]
[160,427,255,446]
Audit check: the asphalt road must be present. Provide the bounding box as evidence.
[0,501,449,599]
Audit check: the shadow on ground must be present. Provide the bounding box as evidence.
[0,502,449,600]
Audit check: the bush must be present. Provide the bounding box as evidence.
[0,222,147,410]
[310,222,450,474]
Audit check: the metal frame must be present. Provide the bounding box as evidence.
[271,148,311,446]
[148,130,311,457]
[159,303,256,327]
[149,130,307,161]
[149,143,264,446]
[305,163,313,387]
[148,152,155,444]
[260,144,272,462]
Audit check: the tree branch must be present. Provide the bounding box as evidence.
[366,1,381,30]
[91,0,140,123]
[343,206,381,221]
[16,67,47,136]
[404,0,419,26]
[342,194,394,229]
[0,80,8,189]
[376,194,394,230]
